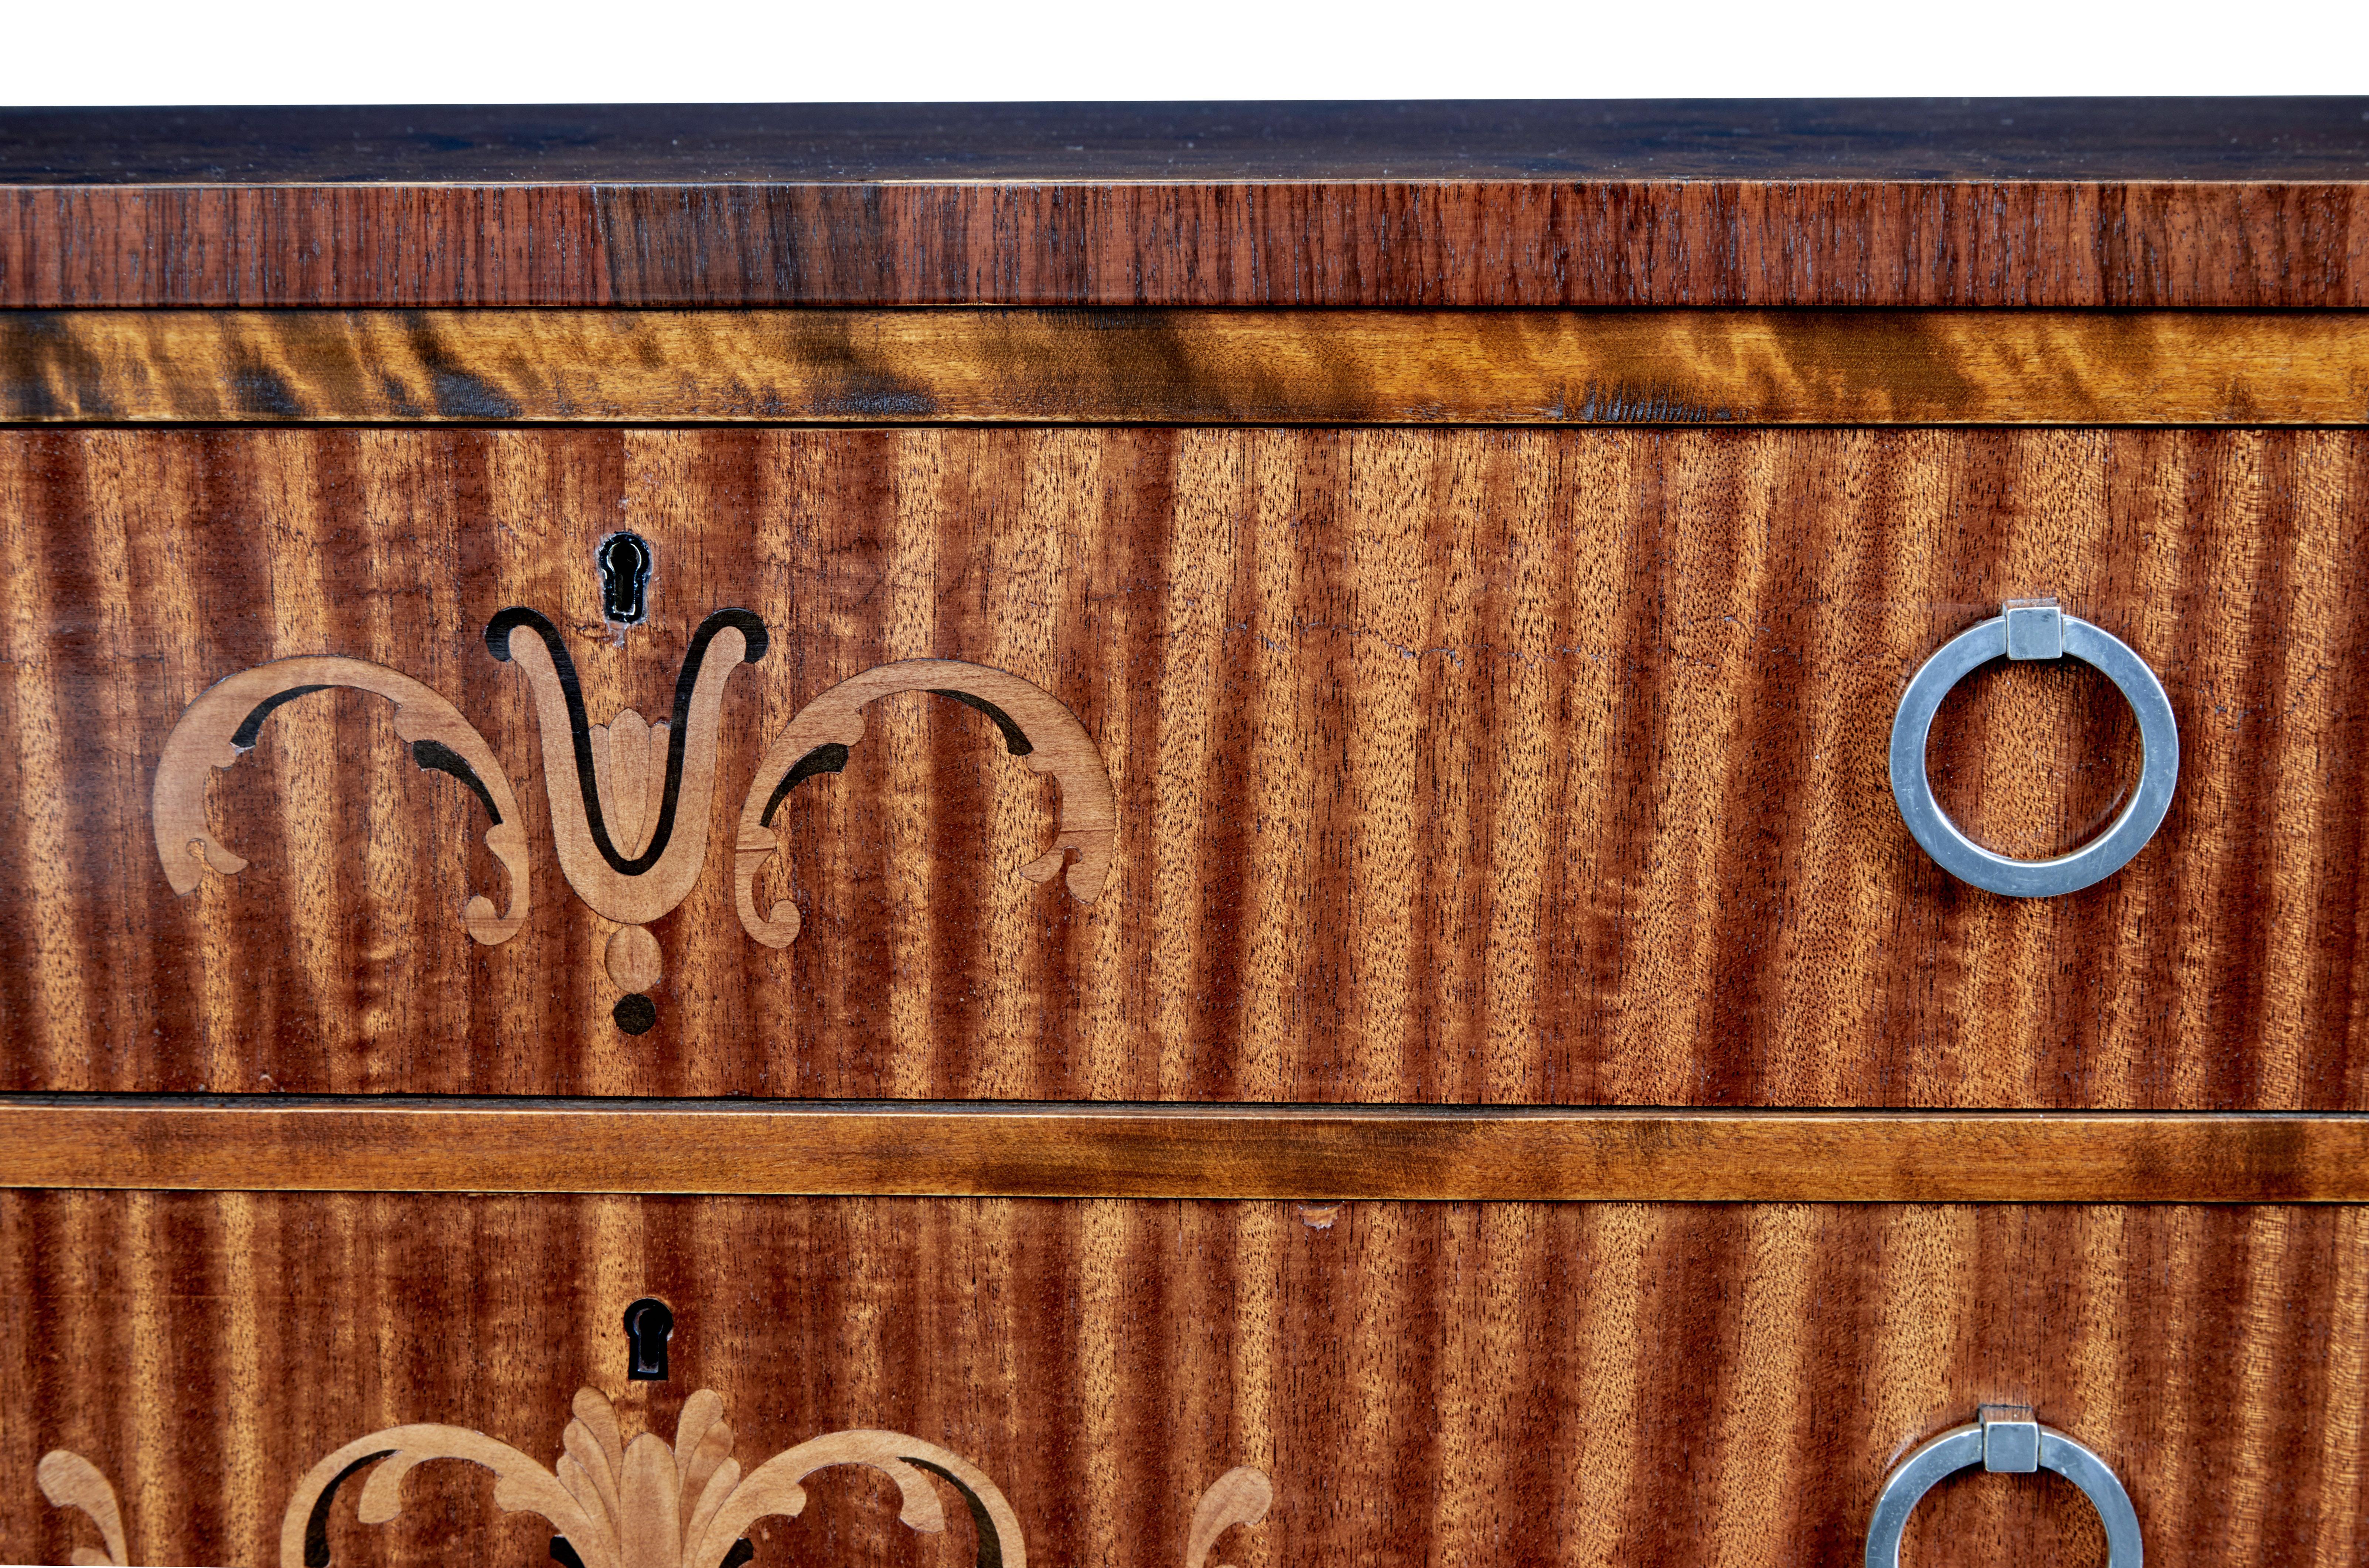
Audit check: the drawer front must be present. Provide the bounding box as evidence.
[4,426,2364,1106]
[3,1192,2364,1567]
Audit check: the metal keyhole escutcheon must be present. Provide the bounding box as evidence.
[623,1297,674,1381]
[599,532,653,626]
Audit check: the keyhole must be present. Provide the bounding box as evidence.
[623,1297,674,1381]
[599,532,652,625]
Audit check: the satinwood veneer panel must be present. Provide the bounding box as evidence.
[8,1099,2368,1204]
[0,1193,2362,1567]
[3,427,2365,1105]
[12,308,2369,427]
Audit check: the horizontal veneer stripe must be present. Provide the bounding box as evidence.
[6,308,2369,426]
[3,1099,2365,1201]
[7,176,2369,309]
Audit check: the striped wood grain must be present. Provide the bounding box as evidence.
[7,181,2369,308]
[4,427,2366,1107]
[3,1099,2364,1202]
[1,1192,2362,1566]
[8,309,2369,426]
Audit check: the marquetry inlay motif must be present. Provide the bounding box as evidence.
[35,1387,1271,1568]
[151,604,1117,1033]
[34,1451,126,1567]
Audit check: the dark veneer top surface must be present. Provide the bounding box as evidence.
[5,98,2368,184]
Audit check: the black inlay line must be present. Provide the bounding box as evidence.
[903,1458,1004,1568]
[760,742,851,828]
[752,690,1032,830]
[929,688,1033,756]
[409,738,502,824]
[484,604,768,876]
[303,1451,395,1568]
[230,684,333,750]
[573,1532,742,1568]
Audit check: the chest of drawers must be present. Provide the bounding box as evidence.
[2,100,2366,1567]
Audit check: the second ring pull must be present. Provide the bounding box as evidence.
[1866,1404,2143,1567]
[1889,598,2179,898]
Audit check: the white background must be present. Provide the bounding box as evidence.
[2,0,2364,104]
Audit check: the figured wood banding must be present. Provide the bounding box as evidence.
[11,308,2369,426]
[21,100,2369,187]
[737,660,1117,948]
[4,1099,2364,1203]
[150,655,528,945]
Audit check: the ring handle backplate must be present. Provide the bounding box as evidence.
[1889,599,2178,897]
[1865,1406,2143,1568]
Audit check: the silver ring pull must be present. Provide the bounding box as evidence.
[1889,598,2178,897]
[1866,1405,2143,1567]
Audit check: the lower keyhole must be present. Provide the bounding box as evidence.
[623,1297,674,1381]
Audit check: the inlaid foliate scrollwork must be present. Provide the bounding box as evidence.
[34,1392,1272,1568]
[35,1450,127,1566]
[734,659,1118,948]
[150,656,529,945]
[279,1385,1026,1568]
[484,607,767,930]
[152,606,1119,1030]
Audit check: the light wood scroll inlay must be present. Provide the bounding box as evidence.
[151,613,1115,1027]
[150,656,529,946]
[1183,1466,1273,1568]
[280,1384,1030,1568]
[35,1451,127,1567]
[33,1401,1272,1568]
[736,660,1118,948]
[275,1383,1269,1568]
[486,607,766,931]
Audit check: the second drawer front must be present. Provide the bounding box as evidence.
[3,1192,2362,1566]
